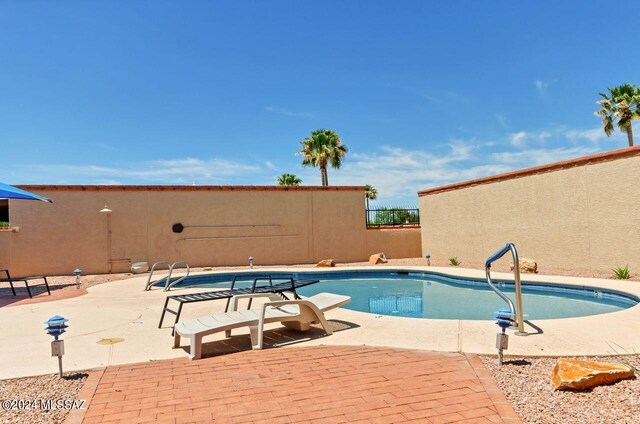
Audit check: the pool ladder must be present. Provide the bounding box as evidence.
[485,243,527,336]
[144,261,190,291]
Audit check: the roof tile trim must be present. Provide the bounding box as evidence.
[418,145,640,196]
[16,185,365,192]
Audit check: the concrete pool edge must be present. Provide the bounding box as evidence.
[1,265,639,379]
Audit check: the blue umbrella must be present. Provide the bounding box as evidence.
[0,182,52,203]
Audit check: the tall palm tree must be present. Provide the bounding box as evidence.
[595,83,640,147]
[276,173,302,186]
[365,184,378,209]
[299,129,348,186]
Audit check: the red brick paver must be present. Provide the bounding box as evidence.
[75,346,522,423]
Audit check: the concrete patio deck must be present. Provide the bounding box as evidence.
[68,346,522,424]
[2,266,640,380]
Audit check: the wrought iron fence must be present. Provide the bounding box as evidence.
[366,207,420,228]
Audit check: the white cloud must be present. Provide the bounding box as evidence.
[304,143,507,204]
[508,131,528,147]
[491,146,599,166]
[494,113,508,128]
[11,157,262,185]
[264,106,314,118]
[534,79,549,95]
[565,127,608,143]
[6,125,625,205]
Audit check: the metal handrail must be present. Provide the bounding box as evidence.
[164,262,190,291]
[485,243,526,335]
[144,261,170,291]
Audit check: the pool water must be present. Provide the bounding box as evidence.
[297,277,634,320]
[168,271,637,320]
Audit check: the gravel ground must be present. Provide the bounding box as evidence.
[0,372,87,424]
[481,355,640,424]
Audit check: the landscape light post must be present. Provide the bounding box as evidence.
[99,206,112,273]
[73,268,81,289]
[45,315,68,378]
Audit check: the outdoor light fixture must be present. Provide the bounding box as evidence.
[99,206,112,213]
[73,268,81,289]
[425,252,431,266]
[248,256,254,269]
[45,315,68,378]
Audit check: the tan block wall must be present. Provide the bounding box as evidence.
[0,233,10,273]
[2,187,421,276]
[419,153,640,273]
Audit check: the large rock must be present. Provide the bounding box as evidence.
[316,259,335,267]
[510,258,538,273]
[551,358,635,391]
[369,253,388,265]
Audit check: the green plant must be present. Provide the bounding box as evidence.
[595,83,640,147]
[299,129,348,186]
[612,265,631,280]
[370,207,419,226]
[607,341,640,377]
[276,173,302,186]
[365,185,378,208]
[0,221,9,229]
[448,256,460,266]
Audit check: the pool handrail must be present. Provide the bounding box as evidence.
[144,261,191,291]
[145,261,170,291]
[165,262,191,291]
[485,243,526,335]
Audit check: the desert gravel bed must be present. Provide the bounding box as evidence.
[481,355,640,424]
[0,371,87,424]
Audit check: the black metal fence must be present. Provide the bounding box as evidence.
[366,207,420,228]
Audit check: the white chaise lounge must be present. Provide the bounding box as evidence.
[173,292,351,359]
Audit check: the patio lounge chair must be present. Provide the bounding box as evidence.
[173,292,351,359]
[0,269,51,298]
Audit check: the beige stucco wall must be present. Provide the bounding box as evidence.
[0,233,10,273]
[0,187,421,276]
[419,153,640,273]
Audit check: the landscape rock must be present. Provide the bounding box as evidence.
[551,358,635,391]
[315,259,335,267]
[369,253,388,265]
[510,258,538,273]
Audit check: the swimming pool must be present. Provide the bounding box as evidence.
[164,270,638,320]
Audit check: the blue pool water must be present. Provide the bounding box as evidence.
[165,270,637,320]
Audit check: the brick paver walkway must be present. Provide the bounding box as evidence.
[76,346,521,424]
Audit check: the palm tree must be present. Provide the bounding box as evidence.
[595,83,640,147]
[365,184,378,209]
[299,129,348,186]
[276,173,302,186]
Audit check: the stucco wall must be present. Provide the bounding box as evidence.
[418,147,640,273]
[2,186,421,276]
[0,233,10,273]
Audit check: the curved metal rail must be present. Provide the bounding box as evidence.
[144,261,190,291]
[485,243,526,335]
[164,261,190,291]
[144,261,170,291]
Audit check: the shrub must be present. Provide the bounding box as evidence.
[448,256,460,267]
[611,265,631,280]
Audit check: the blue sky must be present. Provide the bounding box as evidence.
[1,1,637,205]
